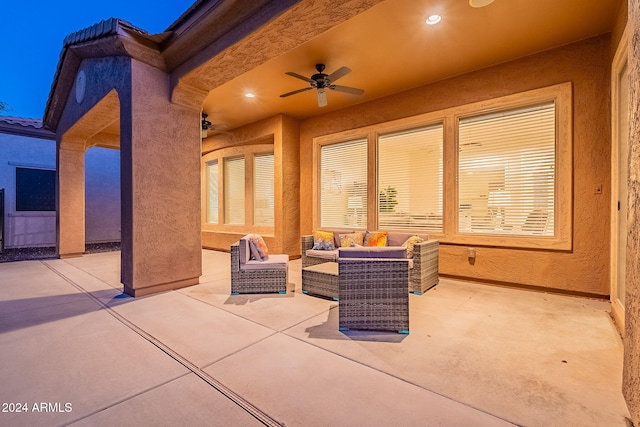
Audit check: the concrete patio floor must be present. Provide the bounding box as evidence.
[0,249,631,426]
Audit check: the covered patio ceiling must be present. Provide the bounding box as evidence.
[200,0,622,133]
[92,0,622,140]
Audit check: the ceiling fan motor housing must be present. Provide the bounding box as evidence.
[312,73,329,88]
[280,63,364,106]
[312,64,329,88]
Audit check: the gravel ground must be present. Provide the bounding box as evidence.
[0,242,120,263]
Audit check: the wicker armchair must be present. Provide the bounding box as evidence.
[338,257,410,333]
[230,239,288,295]
[301,234,438,294]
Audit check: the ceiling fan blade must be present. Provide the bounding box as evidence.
[280,87,313,98]
[327,66,351,82]
[317,89,328,107]
[285,71,314,83]
[330,85,364,96]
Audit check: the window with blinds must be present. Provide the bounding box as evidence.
[320,139,367,228]
[378,125,443,232]
[457,102,555,236]
[206,160,219,224]
[224,157,245,225]
[254,154,274,226]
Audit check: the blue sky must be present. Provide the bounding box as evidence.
[1,0,196,119]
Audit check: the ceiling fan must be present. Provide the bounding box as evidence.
[201,112,229,137]
[279,63,364,107]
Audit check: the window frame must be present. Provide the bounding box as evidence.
[450,83,572,250]
[253,152,275,226]
[316,137,369,229]
[201,143,275,235]
[313,130,372,232]
[312,82,572,250]
[205,160,219,224]
[377,124,444,233]
[15,167,56,212]
[224,156,246,225]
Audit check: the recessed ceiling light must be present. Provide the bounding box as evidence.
[469,0,494,7]
[245,92,255,98]
[426,15,441,25]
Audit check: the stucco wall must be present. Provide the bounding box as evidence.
[85,146,120,243]
[299,35,613,296]
[623,0,640,422]
[0,134,55,248]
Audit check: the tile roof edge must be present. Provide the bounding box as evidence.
[0,116,56,140]
[62,18,147,48]
[0,116,45,129]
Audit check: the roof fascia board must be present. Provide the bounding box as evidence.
[164,0,222,39]
[162,0,294,73]
[0,122,56,140]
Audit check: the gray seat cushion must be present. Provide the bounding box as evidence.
[305,249,339,261]
[241,254,289,271]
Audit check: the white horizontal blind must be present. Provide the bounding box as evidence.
[224,157,245,225]
[254,154,274,226]
[320,139,367,228]
[458,102,555,236]
[206,160,218,224]
[378,124,443,232]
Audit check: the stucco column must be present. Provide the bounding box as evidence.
[119,59,202,297]
[278,115,301,255]
[624,0,640,423]
[56,142,85,258]
[57,140,86,258]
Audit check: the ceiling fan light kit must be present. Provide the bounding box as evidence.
[280,63,364,107]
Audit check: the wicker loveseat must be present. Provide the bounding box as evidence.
[301,231,439,294]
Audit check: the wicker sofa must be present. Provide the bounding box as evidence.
[301,231,439,294]
[230,237,289,295]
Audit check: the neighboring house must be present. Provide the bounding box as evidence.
[0,116,120,250]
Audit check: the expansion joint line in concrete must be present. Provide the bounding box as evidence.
[41,261,284,427]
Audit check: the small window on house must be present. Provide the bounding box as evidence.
[254,154,274,226]
[16,168,55,211]
[378,125,443,232]
[206,160,219,224]
[319,139,368,228]
[224,157,245,225]
[457,102,556,236]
